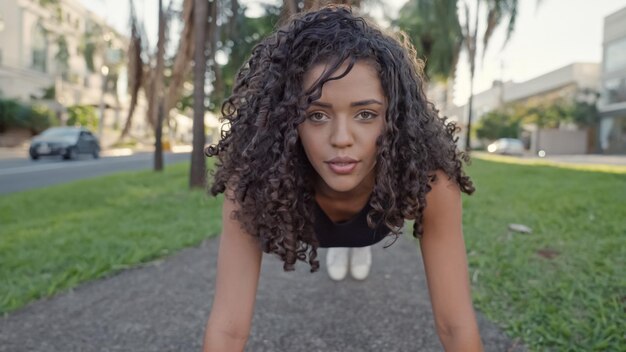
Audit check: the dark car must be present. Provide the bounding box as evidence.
[29,127,100,160]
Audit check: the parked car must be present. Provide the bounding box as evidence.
[29,127,100,160]
[487,138,525,156]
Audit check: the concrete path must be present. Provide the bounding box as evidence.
[0,235,525,352]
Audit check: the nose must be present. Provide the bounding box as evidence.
[330,116,354,148]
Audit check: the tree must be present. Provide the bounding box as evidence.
[119,0,143,139]
[163,0,195,128]
[152,0,168,171]
[190,0,209,188]
[395,0,523,150]
[395,0,462,82]
[463,0,522,151]
[474,108,521,140]
[213,2,279,108]
[474,96,599,142]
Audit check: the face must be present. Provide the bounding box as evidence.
[297,60,387,198]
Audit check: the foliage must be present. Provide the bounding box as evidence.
[394,0,522,149]
[80,21,103,73]
[38,0,60,7]
[560,100,599,127]
[475,99,600,140]
[475,108,522,140]
[41,85,56,100]
[0,161,220,314]
[211,3,280,111]
[464,158,625,350]
[54,35,70,72]
[66,105,98,129]
[0,98,56,134]
[395,0,462,81]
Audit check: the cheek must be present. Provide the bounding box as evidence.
[297,126,319,159]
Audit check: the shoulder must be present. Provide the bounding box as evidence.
[423,169,462,221]
[404,170,461,221]
[427,170,461,198]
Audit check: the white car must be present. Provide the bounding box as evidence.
[487,138,524,156]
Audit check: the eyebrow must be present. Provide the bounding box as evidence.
[310,99,383,108]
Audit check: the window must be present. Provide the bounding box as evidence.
[601,115,626,153]
[605,38,626,73]
[31,24,47,72]
[604,77,626,105]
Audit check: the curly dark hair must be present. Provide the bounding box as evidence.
[206,5,475,273]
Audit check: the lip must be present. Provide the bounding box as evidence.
[326,156,358,163]
[325,157,359,175]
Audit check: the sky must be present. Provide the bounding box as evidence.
[82,0,626,106]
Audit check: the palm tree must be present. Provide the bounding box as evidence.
[396,0,521,151]
[463,0,520,151]
[395,0,462,82]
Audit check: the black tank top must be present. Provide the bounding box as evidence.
[313,200,392,248]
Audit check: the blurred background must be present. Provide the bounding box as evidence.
[0,1,624,351]
[1,0,625,156]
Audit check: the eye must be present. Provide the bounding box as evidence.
[356,111,378,120]
[307,112,328,122]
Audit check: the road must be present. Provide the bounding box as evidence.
[0,151,191,195]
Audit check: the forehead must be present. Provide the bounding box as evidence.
[302,60,385,102]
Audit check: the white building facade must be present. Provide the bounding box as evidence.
[0,0,127,104]
[447,62,601,152]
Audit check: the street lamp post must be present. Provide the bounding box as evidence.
[99,65,109,139]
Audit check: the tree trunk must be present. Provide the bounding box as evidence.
[119,0,143,140]
[190,0,209,188]
[208,0,224,105]
[464,0,480,152]
[465,68,475,151]
[153,0,167,171]
[227,0,239,39]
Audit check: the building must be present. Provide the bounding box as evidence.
[447,62,601,153]
[0,0,126,102]
[598,6,626,154]
[0,0,150,147]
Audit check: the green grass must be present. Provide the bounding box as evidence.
[473,151,626,174]
[462,159,625,351]
[0,162,223,314]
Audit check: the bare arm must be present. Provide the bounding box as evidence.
[203,189,263,352]
[419,170,483,352]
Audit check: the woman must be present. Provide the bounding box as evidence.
[203,5,482,351]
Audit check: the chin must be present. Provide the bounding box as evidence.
[319,176,363,194]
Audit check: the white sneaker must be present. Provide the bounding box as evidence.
[326,247,349,281]
[350,246,372,280]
